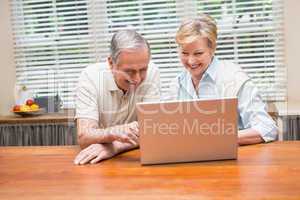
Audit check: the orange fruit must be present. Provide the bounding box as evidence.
[13,105,21,112]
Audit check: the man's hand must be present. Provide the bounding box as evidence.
[74,143,116,165]
[77,119,139,149]
[106,121,139,145]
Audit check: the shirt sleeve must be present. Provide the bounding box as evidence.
[74,69,99,121]
[237,80,278,142]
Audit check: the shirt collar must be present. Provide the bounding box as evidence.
[177,70,204,98]
[203,56,218,82]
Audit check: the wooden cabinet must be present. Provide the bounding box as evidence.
[0,110,76,146]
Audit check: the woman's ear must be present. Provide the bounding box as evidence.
[209,48,215,58]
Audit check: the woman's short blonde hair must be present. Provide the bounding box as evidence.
[176,13,218,51]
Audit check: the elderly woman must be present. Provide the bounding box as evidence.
[167,14,278,145]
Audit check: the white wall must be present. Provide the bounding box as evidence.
[0,0,15,115]
[284,0,300,103]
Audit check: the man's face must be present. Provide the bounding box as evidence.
[109,47,150,92]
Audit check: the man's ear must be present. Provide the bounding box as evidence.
[107,56,113,69]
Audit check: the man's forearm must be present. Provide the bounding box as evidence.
[78,128,116,149]
[113,140,139,154]
[238,129,264,146]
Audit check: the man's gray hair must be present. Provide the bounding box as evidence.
[110,29,151,63]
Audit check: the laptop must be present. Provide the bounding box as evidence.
[136,98,238,165]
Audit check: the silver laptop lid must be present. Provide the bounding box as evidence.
[136,98,238,165]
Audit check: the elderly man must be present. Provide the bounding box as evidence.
[74,30,160,165]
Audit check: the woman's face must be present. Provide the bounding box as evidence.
[178,37,214,80]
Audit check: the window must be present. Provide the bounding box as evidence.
[11,0,285,107]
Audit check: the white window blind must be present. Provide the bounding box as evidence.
[11,0,286,108]
[197,0,286,101]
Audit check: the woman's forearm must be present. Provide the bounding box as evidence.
[238,128,264,146]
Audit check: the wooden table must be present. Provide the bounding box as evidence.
[1,142,300,200]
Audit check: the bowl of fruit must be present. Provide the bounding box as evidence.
[12,99,45,116]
